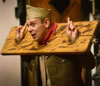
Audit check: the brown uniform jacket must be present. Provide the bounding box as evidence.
[22,52,95,86]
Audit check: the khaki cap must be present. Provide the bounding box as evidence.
[26,5,51,20]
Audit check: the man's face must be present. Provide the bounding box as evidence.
[26,18,49,42]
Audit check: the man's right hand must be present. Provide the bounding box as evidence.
[15,23,26,42]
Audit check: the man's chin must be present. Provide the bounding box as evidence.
[32,36,37,40]
[33,37,42,42]
[33,38,39,42]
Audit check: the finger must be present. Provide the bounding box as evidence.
[67,17,70,23]
[69,21,76,31]
[21,23,26,33]
[67,17,74,31]
[16,26,22,34]
[23,23,27,30]
[66,17,71,25]
[16,26,22,31]
[70,22,73,30]
[67,21,72,31]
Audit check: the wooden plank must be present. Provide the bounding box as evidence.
[1,21,99,55]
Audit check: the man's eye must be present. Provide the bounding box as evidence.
[27,24,29,27]
[30,23,35,27]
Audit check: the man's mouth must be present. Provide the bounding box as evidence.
[31,33,36,39]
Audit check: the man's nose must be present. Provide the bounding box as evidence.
[28,26,33,32]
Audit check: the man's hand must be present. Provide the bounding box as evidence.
[66,17,79,42]
[15,23,26,42]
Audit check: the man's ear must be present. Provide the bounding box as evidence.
[43,18,50,28]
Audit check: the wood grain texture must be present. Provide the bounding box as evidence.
[1,21,99,55]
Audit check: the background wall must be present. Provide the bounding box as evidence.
[29,0,83,23]
[0,0,21,86]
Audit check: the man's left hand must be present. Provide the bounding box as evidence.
[66,17,79,42]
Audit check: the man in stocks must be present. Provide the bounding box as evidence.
[15,5,95,86]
